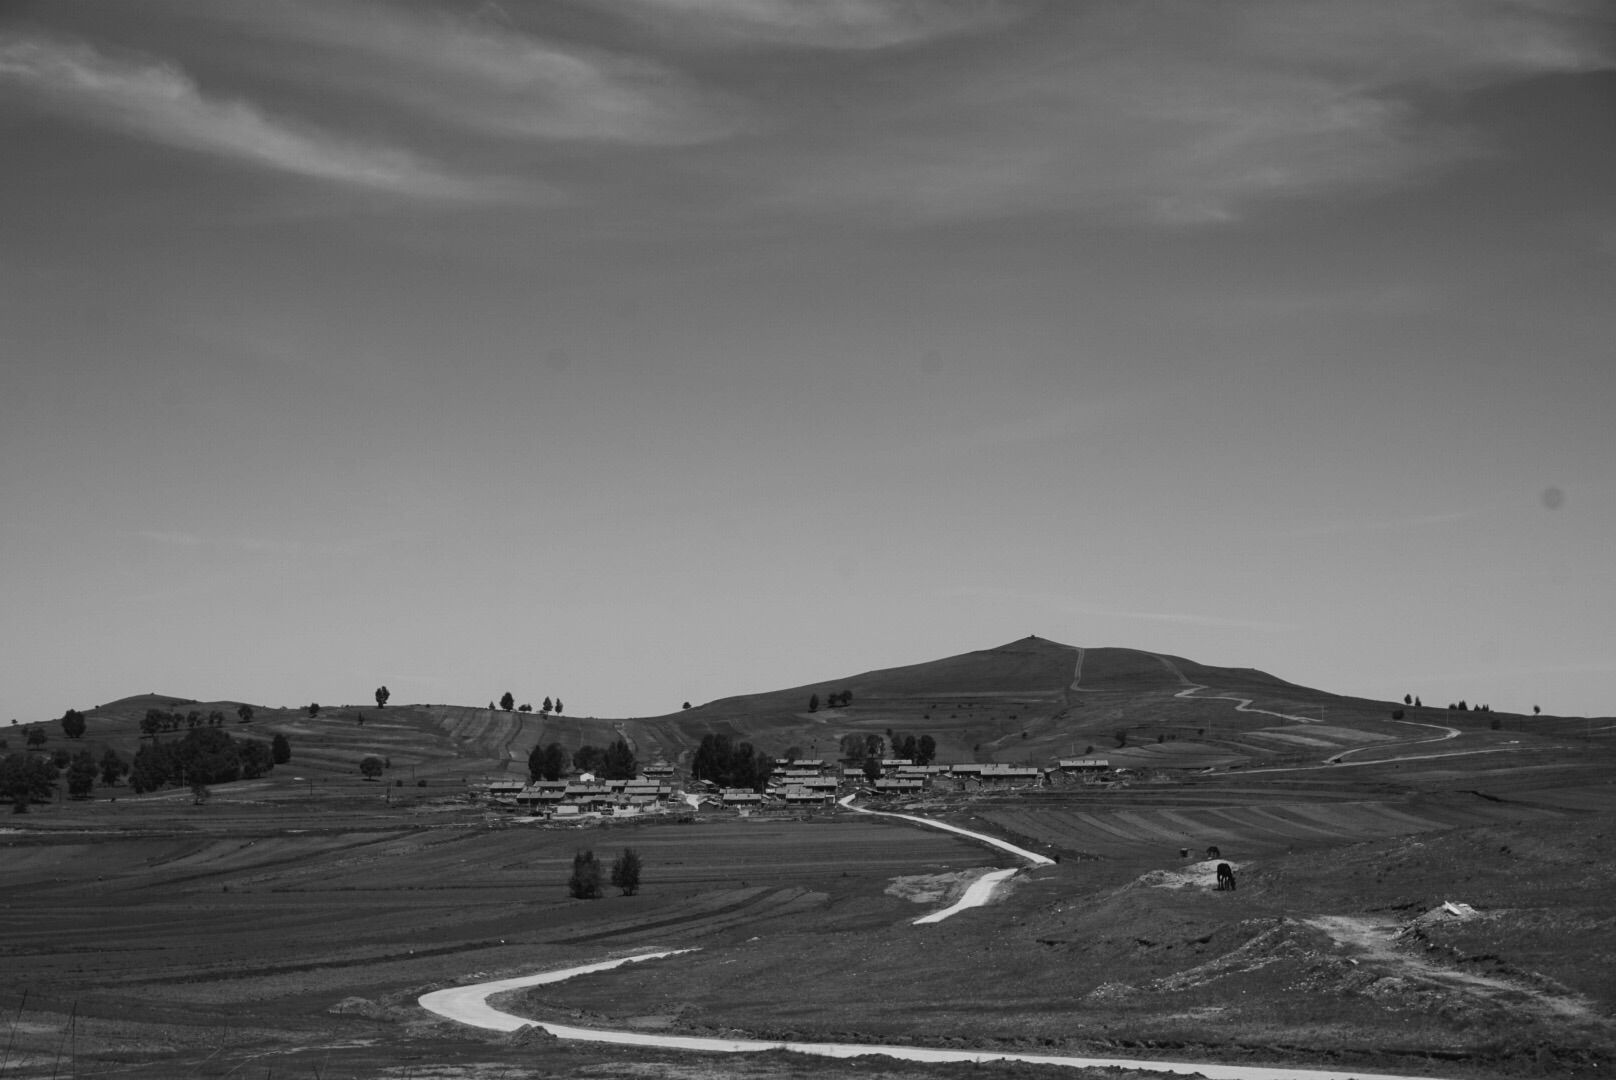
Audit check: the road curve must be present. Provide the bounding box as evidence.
[418,951,1454,1080]
[836,794,1053,923]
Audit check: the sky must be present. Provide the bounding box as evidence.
[2,0,1613,724]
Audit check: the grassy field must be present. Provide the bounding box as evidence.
[5,638,1615,1078]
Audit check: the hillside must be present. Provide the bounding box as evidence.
[17,636,1588,790]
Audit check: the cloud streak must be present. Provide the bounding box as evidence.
[603,0,1028,49]
[0,32,505,200]
[214,0,744,145]
[766,0,1616,222]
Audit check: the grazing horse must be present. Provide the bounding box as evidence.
[1216,862,1236,891]
[1205,845,1221,859]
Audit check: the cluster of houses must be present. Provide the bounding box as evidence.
[482,755,1113,817]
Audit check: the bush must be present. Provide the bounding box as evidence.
[610,848,643,896]
[569,849,602,899]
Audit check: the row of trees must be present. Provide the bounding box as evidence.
[496,693,565,715]
[807,690,853,712]
[140,708,233,737]
[836,732,936,765]
[690,733,773,791]
[526,738,639,781]
[569,847,641,898]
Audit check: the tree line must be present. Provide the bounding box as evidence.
[527,738,637,781]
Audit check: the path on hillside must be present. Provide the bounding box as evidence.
[836,795,1053,923]
[1306,915,1593,1021]
[417,951,1456,1080]
[1325,720,1461,764]
[1154,655,1323,725]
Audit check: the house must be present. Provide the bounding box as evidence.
[721,788,764,806]
[642,762,675,778]
[978,764,1043,787]
[516,781,567,807]
[485,779,526,799]
[781,785,834,805]
[873,778,924,794]
[1058,757,1110,772]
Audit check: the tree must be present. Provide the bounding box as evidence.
[1414,696,1422,708]
[783,745,803,763]
[569,849,602,899]
[2,752,58,811]
[529,741,567,782]
[542,697,553,714]
[1404,694,1413,705]
[808,693,819,712]
[862,756,882,782]
[141,710,165,739]
[500,692,515,712]
[572,744,608,775]
[99,748,128,787]
[237,704,254,724]
[60,709,86,740]
[239,739,273,779]
[191,780,211,806]
[916,735,937,765]
[682,701,691,711]
[518,703,532,713]
[610,848,642,896]
[1534,705,1541,716]
[25,726,46,750]
[375,685,390,708]
[130,743,172,793]
[271,732,291,765]
[360,755,384,780]
[554,698,564,715]
[66,750,96,799]
[601,738,638,780]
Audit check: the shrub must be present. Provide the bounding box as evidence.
[569,849,602,899]
[610,848,642,896]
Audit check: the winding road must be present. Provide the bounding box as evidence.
[419,949,1453,1079]
[418,806,1457,1079]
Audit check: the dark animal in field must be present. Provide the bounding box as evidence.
[1205,845,1220,859]
[1216,862,1236,891]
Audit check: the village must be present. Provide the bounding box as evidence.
[481,755,1115,819]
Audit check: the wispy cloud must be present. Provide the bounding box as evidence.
[217,0,744,145]
[0,33,506,200]
[766,0,1615,222]
[603,0,1029,49]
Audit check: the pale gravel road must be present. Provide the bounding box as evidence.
[418,950,1455,1080]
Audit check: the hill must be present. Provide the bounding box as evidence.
[15,636,1594,791]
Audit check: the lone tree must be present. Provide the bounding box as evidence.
[237,704,254,724]
[554,698,564,715]
[307,703,320,718]
[499,691,515,712]
[271,732,291,765]
[569,849,602,899]
[60,709,86,740]
[375,686,390,708]
[610,848,642,896]
[360,755,384,780]
[808,693,819,712]
[542,697,553,715]
[26,726,46,750]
